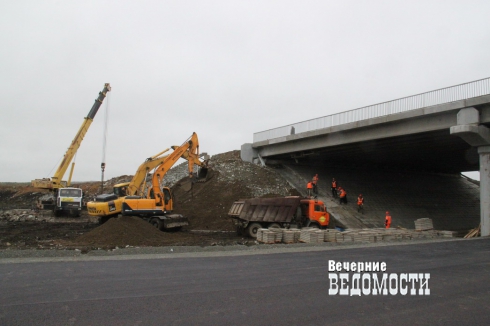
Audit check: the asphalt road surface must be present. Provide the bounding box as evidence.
[1,239,489,325]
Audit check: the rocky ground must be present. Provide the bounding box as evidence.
[0,151,298,251]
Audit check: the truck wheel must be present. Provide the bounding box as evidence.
[246,223,262,238]
[269,223,281,229]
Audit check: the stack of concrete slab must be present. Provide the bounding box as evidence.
[422,230,436,238]
[261,230,276,244]
[324,229,340,242]
[335,232,345,242]
[299,229,321,243]
[382,233,394,241]
[437,230,458,238]
[339,231,348,241]
[337,232,354,242]
[411,231,424,239]
[359,231,377,243]
[401,232,412,240]
[292,229,301,242]
[268,227,283,243]
[282,230,296,244]
[314,230,325,243]
[256,226,459,245]
[415,218,434,231]
[256,228,266,242]
[351,232,363,242]
[390,230,403,240]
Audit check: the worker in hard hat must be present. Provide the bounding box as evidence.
[312,174,319,194]
[306,181,313,198]
[339,187,347,205]
[357,194,364,213]
[331,178,337,197]
[385,211,392,229]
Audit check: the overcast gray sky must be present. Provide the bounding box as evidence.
[1,0,489,182]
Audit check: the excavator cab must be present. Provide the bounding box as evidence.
[163,188,172,205]
[113,183,130,197]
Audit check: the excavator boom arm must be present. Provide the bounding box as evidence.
[150,133,208,205]
[126,149,171,196]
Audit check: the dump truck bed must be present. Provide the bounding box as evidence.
[228,196,301,223]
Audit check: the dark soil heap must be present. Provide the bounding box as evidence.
[171,150,296,231]
[71,215,248,248]
[74,216,167,247]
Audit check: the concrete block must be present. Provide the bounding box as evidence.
[450,124,490,146]
[457,107,479,125]
[240,143,257,163]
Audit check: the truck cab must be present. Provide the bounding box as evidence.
[55,187,83,217]
[300,198,330,228]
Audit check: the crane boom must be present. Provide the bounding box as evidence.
[31,83,111,190]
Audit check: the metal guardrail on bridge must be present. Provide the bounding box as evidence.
[253,77,490,143]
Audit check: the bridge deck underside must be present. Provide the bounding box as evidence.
[270,129,480,174]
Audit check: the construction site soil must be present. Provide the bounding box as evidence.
[0,151,298,251]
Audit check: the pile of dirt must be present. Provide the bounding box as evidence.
[69,215,249,248]
[0,221,98,250]
[171,150,297,231]
[73,216,168,247]
[0,183,46,210]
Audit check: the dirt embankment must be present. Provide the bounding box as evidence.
[0,150,297,250]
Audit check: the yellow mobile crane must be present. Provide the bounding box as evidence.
[87,132,208,228]
[31,83,111,216]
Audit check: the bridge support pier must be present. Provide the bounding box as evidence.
[241,143,258,163]
[450,107,490,236]
[478,146,490,236]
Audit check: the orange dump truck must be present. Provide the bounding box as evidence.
[228,196,330,238]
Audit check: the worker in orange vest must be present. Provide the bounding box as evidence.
[331,178,337,197]
[385,211,392,229]
[357,194,364,213]
[306,181,313,197]
[312,174,319,194]
[339,187,347,204]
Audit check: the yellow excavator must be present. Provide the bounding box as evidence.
[31,83,111,216]
[87,132,208,228]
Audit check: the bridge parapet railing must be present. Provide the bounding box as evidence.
[253,77,490,143]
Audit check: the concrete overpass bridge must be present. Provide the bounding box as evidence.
[241,78,490,235]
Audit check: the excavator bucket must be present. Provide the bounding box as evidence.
[198,166,208,179]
